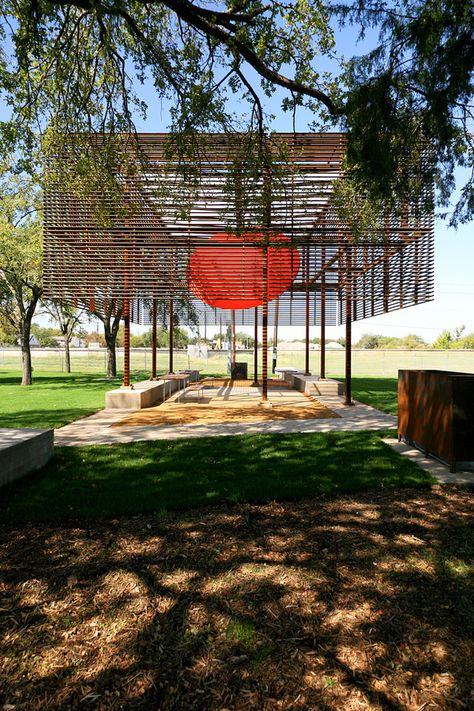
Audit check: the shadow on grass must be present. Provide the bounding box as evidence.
[332,376,399,415]
[0,487,472,709]
[0,372,114,387]
[0,431,434,522]
[0,408,104,430]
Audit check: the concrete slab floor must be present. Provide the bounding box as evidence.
[54,392,397,447]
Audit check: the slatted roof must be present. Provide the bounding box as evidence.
[43,132,434,326]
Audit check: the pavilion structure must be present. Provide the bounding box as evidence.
[43,132,434,404]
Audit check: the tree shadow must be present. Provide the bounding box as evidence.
[0,486,472,709]
[0,433,433,521]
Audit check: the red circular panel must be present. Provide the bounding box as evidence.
[188,232,300,309]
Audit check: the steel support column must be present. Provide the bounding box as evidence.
[305,246,310,375]
[262,245,268,402]
[344,251,353,406]
[320,247,326,378]
[151,298,157,380]
[169,296,174,373]
[252,306,259,386]
[123,299,130,387]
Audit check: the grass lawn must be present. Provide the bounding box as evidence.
[333,375,398,415]
[0,370,148,429]
[0,431,434,522]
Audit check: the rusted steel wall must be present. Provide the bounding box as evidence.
[398,369,474,470]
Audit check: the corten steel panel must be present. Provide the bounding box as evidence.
[452,376,474,461]
[398,369,474,469]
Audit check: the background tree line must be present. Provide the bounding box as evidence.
[356,328,474,349]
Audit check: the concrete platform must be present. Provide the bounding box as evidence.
[105,371,200,410]
[54,394,397,446]
[0,428,54,487]
[291,374,345,397]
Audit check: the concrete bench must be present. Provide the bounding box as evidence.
[0,428,54,488]
[105,371,200,410]
[275,367,305,382]
[284,370,310,387]
[292,374,344,397]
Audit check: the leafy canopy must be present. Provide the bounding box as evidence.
[0,1,472,222]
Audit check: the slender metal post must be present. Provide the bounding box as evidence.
[169,295,174,373]
[123,299,130,387]
[261,155,272,402]
[305,246,310,375]
[231,310,236,371]
[151,297,157,380]
[252,306,259,386]
[344,250,353,406]
[320,247,326,379]
[272,299,279,374]
[262,244,268,401]
[226,321,232,375]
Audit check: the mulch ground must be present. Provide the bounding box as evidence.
[115,383,338,428]
[200,379,291,388]
[1,487,473,710]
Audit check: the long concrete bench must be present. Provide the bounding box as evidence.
[0,428,54,488]
[292,374,345,397]
[105,370,200,410]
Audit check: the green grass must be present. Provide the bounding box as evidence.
[0,431,434,522]
[341,376,398,415]
[0,371,130,429]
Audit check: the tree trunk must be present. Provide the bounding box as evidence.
[105,333,117,378]
[94,306,122,379]
[20,324,32,386]
[64,337,71,373]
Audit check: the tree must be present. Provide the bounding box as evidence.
[433,330,453,349]
[337,1,473,225]
[93,304,123,378]
[0,176,42,385]
[432,325,465,349]
[42,300,85,372]
[0,314,17,345]
[235,331,254,349]
[0,1,471,222]
[400,334,427,349]
[131,326,189,348]
[30,323,61,346]
[356,333,381,349]
[458,333,474,349]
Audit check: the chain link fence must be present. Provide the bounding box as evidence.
[1,347,473,378]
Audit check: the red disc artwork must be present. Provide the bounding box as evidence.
[187,232,300,309]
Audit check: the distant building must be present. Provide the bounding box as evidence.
[52,335,86,348]
[277,341,318,350]
[326,341,344,349]
[29,335,40,347]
